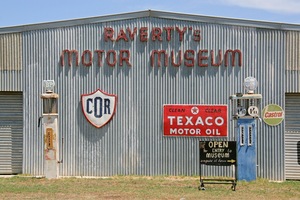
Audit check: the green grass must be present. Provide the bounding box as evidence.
[0,176,299,199]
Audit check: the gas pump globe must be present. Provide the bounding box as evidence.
[230,77,262,119]
[41,80,60,179]
[230,77,262,182]
[244,76,258,94]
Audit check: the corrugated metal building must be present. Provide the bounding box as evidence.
[0,10,299,181]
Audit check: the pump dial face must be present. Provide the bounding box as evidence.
[236,106,246,117]
[248,106,259,117]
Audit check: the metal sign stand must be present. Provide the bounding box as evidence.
[198,141,237,191]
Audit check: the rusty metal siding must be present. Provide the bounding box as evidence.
[15,11,299,181]
[286,31,300,93]
[0,33,22,91]
[286,31,300,71]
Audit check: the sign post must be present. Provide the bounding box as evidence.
[198,141,237,191]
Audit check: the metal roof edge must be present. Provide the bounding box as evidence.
[149,10,300,31]
[0,9,299,34]
[0,10,150,34]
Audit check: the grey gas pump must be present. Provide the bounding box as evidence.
[230,77,262,181]
[40,80,60,179]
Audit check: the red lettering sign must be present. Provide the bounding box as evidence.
[163,104,228,137]
[59,26,243,68]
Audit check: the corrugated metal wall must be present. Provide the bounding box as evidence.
[286,31,300,92]
[285,30,300,180]
[0,10,296,180]
[285,93,300,180]
[256,29,286,181]
[0,92,23,174]
[19,14,295,181]
[0,33,22,91]
[22,29,58,176]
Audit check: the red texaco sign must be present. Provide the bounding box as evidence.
[163,104,228,137]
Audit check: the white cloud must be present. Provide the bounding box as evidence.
[219,0,300,14]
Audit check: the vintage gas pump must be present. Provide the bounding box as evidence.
[230,77,262,181]
[41,80,60,179]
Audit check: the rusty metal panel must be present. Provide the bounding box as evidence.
[286,31,300,71]
[0,33,22,70]
[286,31,300,93]
[0,33,22,91]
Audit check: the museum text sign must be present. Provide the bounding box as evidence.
[60,26,242,68]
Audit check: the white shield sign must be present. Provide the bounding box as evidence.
[81,89,117,128]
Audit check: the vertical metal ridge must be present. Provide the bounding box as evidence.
[286,31,300,92]
[256,29,285,181]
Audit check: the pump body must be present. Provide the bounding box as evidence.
[237,118,256,181]
[230,93,261,181]
[41,92,59,179]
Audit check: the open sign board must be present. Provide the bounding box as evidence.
[199,141,236,166]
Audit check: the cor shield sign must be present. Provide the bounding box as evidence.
[81,89,117,128]
[163,104,228,137]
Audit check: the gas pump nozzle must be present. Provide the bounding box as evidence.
[57,137,64,164]
[38,116,43,127]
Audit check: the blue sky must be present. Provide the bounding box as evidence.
[0,0,299,27]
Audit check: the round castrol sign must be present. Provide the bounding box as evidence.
[262,104,284,126]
